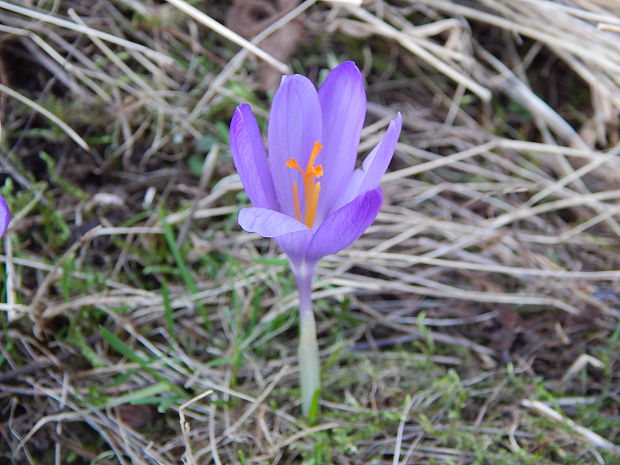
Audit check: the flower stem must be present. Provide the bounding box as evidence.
[294,261,320,418]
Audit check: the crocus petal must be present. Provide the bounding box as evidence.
[316,61,366,222]
[275,229,314,267]
[239,207,308,237]
[230,104,279,210]
[336,113,402,210]
[304,187,382,263]
[0,194,9,237]
[268,74,322,217]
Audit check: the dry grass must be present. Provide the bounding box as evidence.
[1,0,619,464]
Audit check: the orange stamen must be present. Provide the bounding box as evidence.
[305,182,321,227]
[306,142,323,172]
[285,141,324,228]
[292,182,301,222]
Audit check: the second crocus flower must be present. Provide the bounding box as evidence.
[0,195,9,237]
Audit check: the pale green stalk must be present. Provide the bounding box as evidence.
[294,261,320,417]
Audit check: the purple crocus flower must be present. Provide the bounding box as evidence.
[230,61,401,415]
[0,195,9,237]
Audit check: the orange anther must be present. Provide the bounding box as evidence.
[285,158,304,175]
[311,165,323,177]
[305,141,323,172]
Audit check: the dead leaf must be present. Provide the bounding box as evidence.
[226,0,277,38]
[226,0,306,92]
[117,404,159,430]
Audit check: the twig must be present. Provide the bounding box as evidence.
[179,390,214,465]
[522,399,620,453]
[0,83,89,150]
[162,0,289,74]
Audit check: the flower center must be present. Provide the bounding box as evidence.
[285,141,323,228]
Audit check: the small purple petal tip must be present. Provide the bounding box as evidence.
[0,194,9,237]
